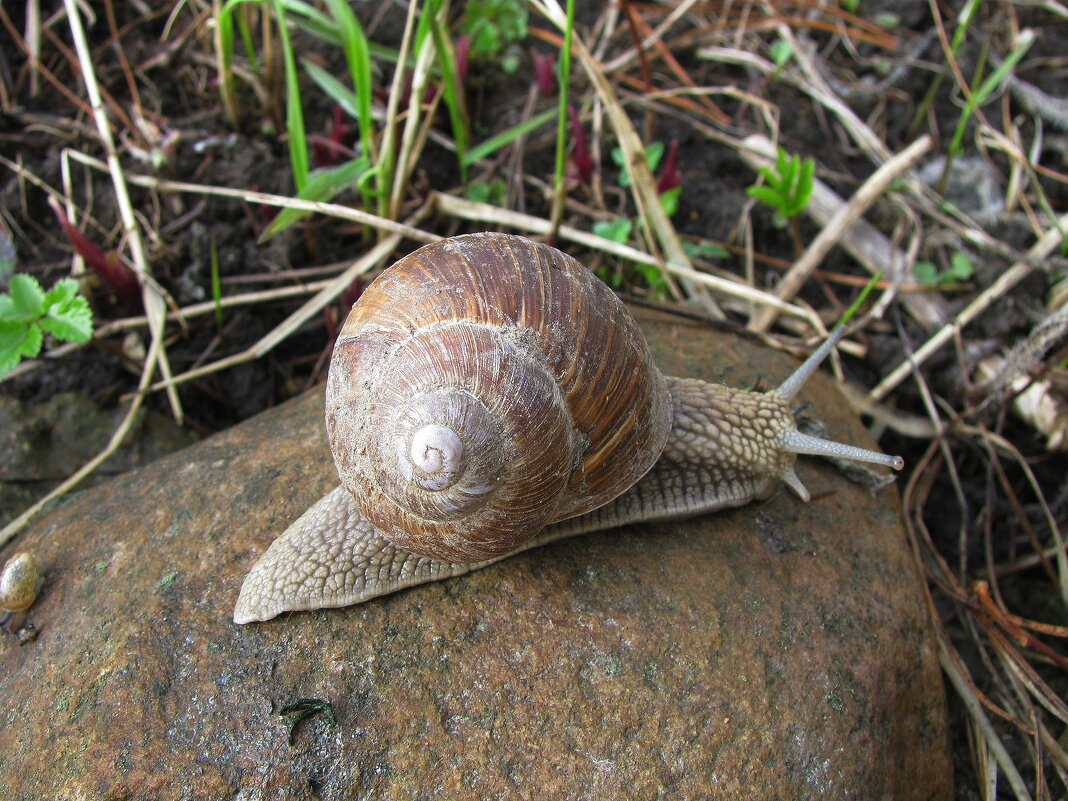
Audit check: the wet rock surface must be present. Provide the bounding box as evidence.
[0,308,950,800]
[0,392,199,528]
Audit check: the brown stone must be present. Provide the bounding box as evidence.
[0,308,950,799]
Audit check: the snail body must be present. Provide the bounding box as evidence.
[234,233,901,624]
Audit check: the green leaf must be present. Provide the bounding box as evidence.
[644,141,665,173]
[0,320,43,373]
[659,186,681,217]
[465,179,506,205]
[746,184,786,212]
[770,39,793,68]
[750,149,814,219]
[7,273,45,318]
[682,239,729,260]
[612,142,664,188]
[757,164,785,192]
[466,182,491,203]
[304,60,360,118]
[42,277,79,310]
[471,24,500,56]
[259,157,371,241]
[593,217,633,244]
[462,0,527,59]
[780,152,798,187]
[463,107,556,166]
[39,307,92,342]
[913,261,939,286]
[426,0,469,183]
[269,0,309,193]
[637,263,666,290]
[500,44,521,75]
[949,252,975,281]
[775,146,789,177]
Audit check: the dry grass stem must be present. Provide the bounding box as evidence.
[872,209,1068,402]
[433,192,825,332]
[63,150,440,244]
[532,0,720,316]
[142,225,418,394]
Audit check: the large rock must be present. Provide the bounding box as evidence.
[0,308,950,799]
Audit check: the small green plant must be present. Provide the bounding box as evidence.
[682,239,729,260]
[914,252,975,288]
[592,218,670,298]
[606,140,681,215]
[747,146,815,221]
[769,38,793,71]
[592,217,633,246]
[461,0,528,74]
[465,178,508,205]
[0,275,93,377]
[747,146,815,256]
[611,141,665,188]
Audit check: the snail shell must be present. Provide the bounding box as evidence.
[0,551,41,613]
[326,232,671,561]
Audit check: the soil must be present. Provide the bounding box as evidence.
[2,2,1067,797]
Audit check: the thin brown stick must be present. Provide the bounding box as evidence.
[871,210,1068,401]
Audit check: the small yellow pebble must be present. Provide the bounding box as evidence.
[0,552,41,613]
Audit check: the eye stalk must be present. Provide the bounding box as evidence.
[771,326,903,501]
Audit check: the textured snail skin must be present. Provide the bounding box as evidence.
[234,234,902,624]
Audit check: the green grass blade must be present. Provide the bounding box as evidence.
[947,30,1034,160]
[320,0,376,161]
[746,185,785,211]
[258,158,371,241]
[276,0,333,32]
[269,0,309,192]
[552,0,575,196]
[216,0,256,124]
[304,60,359,117]
[210,236,223,330]
[836,271,883,327]
[426,0,469,183]
[463,108,556,167]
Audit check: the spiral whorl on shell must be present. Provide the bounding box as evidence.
[326,232,672,562]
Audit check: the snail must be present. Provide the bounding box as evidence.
[233,233,902,624]
[0,551,41,614]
